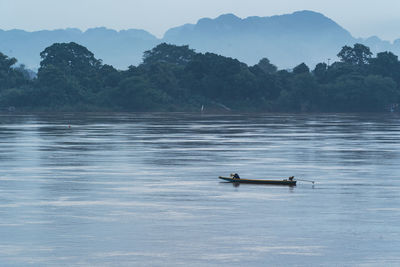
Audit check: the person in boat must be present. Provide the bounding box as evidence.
[289,176,294,181]
[230,173,240,179]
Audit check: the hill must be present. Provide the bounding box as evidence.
[164,11,356,68]
[1,11,400,69]
[0,27,159,70]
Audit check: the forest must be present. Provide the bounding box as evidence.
[1,42,399,112]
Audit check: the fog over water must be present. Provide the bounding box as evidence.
[0,113,400,266]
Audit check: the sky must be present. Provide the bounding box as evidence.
[1,0,400,41]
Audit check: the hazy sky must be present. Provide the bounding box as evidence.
[1,0,400,41]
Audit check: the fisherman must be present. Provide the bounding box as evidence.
[231,173,240,179]
[289,176,294,181]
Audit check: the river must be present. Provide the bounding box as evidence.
[0,113,399,266]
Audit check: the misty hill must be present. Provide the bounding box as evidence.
[164,11,400,68]
[0,27,159,70]
[1,10,400,70]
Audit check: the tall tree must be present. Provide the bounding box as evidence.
[254,58,278,74]
[142,43,196,67]
[313,63,328,82]
[0,52,27,90]
[369,51,400,83]
[38,42,102,89]
[37,42,103,106]
[337,43,372,65]
[293,63,310,74]
[39,42,102,74]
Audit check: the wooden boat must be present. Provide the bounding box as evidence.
[218,176,297,186]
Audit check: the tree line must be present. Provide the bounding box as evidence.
[1,42,399,112]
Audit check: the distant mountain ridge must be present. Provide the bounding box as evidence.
[163,11,357,68]
[0,27,159,70]
[1,10,400,70]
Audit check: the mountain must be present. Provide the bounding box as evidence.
[1,10,400,70]
[163,11,400,68]
[0,27,159,70]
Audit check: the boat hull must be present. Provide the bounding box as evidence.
[219,176,296,186]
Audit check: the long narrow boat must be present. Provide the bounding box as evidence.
[218,176,297,186]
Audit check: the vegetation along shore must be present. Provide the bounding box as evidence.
[1,42,399,112]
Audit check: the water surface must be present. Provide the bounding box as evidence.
[1,113,399,266]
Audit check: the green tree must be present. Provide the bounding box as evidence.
[142,43,196,67]
[36,42,104,107]
[362,75,398,110]
[322,74,398,112]
[0,52,17,71]
[254,58,278,74]
[38,42,102,90]
[369,51,400,83]
[337,43,372,65]
[98,64,121,88]
[140,62,185,99]
[184,52,252,104]
[0,52,28,90]
[107,76,170,111]
[313,63,328,82]
[293,63,310,75]
[39,42,102,72]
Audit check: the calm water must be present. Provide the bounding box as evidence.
[0,113,400,266]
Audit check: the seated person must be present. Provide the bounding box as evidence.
[232,173,240,179]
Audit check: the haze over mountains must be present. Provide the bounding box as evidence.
[1,10,400,70]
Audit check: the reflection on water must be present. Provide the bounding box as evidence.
[1,112,400,266]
